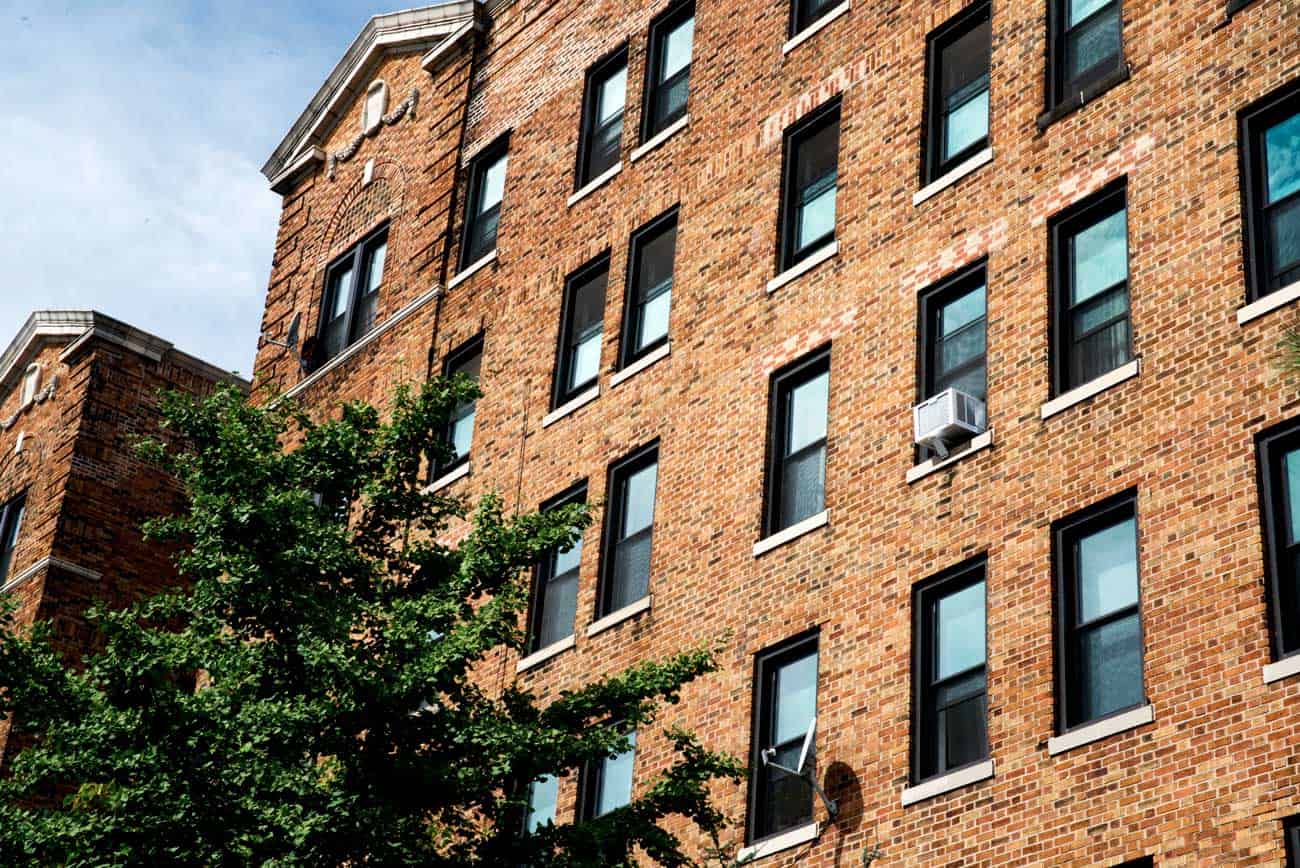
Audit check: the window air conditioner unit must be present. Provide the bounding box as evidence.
[913,388,987,459]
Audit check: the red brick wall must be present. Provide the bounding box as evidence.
[253,0,1300,863]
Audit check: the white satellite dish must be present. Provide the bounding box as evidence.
[760,716,838,818]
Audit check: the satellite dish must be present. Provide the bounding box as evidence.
[759,716,838,819]
[262,311,307,374]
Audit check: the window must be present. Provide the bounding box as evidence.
[1254,419,1300,662]
[578,729,636,819]
[912,558,988,783]
[552,256,608,408]
[316,225,388,365]
[1053,491,1144,732]
[460,137,509,269]
[436,336,482,478]
[1227,0,1259,13]
[523,774,559,834]
[576,49,628,188]
[598,444,657,616]
[765,349,830,536]
[1047,0,1123,111]
[778,101,840,272]
[1050,181,1131,395]
[917,261,988,405]
[790,0,840,38]
[1285,815,1300,867]
[527,484,585,653]
[0,492,26,584]
[642,1,694,141]
[1113,859,1153,868]
[620,209,677,367]
[1240,81,1300,302]
[748,632,818,843]
[924,2,991,183]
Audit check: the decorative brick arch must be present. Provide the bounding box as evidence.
[319,160,409,265]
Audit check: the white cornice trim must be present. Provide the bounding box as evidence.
[269,147,326,195]
[263,3,484,184]
[276,286,442,404]
[421,17,482,74]
[1,557,103,593]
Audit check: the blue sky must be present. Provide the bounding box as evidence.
[0,1,381,374]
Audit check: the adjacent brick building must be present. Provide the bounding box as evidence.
[252,0,1300,863]
[0,311,247,762]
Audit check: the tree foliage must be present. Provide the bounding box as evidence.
[0,377,741,866]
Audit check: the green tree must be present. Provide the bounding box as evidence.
[0,377,742,866]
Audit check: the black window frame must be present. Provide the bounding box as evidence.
[434,334,484,480]
[1049,179,1132,397]
[922,1,992,185]
[1239,79,1300,304]
[576,726,637,821]
[911,555,989,785]
[789,0,840,39]
[1285,814,1300,868]
[0,491,27,585]
[1113,859,1153,868]
[1254,418,1300,662]
[1045,0,1126,114]
[576,47,629,189]
[1052,489,1146,734]
[763,347,831,538]
[641,0,694,142]
[1227,0,1259,14]
[596,441,659,619]
[551,254,610,410]
[314,222,389,367]
[526,481,587,655]
[917,259,989,406]
[747,630,819,845]
[459,134,509,271]
[777,99,841,273]
[619,207,679,369]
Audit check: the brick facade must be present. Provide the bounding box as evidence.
[252,0,1300,863]
[0,313,247,762]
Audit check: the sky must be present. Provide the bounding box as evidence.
[0,1,383,375]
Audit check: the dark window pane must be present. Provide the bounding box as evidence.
[1284,448,1300,545]
[935,283,987,399]
[646,12,693,133]
[1071,316,1130,386]
[779,444,825,528]
[1076,611,1144,721]
[752,639,818,841]
[1268,195,1300,283]
[938,691,987,770]
[630,220,676,356]
[762,749,813,835]
[1064,0,1120,86]
[0,495,25,583]
[1058,191,1129,391]
[538,567,579,648]
[581,62,626,184]
[559,266,607,401]
[940,17,991,161]
[793,120,839,254]
[604,452,656,613]
[794,0,837,33]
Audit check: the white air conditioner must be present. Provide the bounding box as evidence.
[913,388,987,458]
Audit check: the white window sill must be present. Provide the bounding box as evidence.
[542,385,600,428]
[567,162,622,207]
[912,147,994,206]
[516,634,575,673]
[906,429,993,484]
[630,115,690,163]
[781,1,850,55]
[423,460,470,493]
[586,594,651,637]
[767,241,838,294]
[738,822,820,862]
[1237,278,1300,325]
[1047,703,1154,756]
[900,759,994,806]
[1263,653,1300,684]
[1039,358,1140,420]
[447,250,497,290]
[753,510,828,557]
[610,342,670,388]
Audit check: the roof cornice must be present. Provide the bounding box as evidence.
[262,2,485,190]
[0,311,249,399]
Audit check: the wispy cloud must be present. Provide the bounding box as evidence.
[0,0,369,374]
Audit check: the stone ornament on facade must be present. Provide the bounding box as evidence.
[328,87,420,180]
[2,366,58,431]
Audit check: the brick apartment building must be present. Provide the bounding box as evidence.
[251,0,1300,863]
[0,312,247,762]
